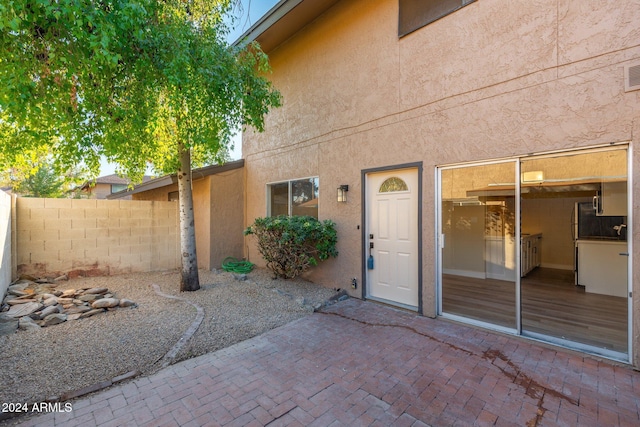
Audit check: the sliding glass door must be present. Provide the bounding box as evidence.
[438,146,630,361]
[439,161,518,331]
[519,148,628,359]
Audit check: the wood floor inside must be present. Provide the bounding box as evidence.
[442,268,628,353]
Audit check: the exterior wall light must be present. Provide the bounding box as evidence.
[337,185,349,203]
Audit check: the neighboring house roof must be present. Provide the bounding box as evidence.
[94,174,132,185]
[233,0,340,53]
[106,160,245,199]
[79,174,153,191]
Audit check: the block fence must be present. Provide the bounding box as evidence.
[14,198,179,278]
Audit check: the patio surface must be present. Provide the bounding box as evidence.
[13,298,640,426]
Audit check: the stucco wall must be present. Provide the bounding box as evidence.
[15,198,179,277]
[191,178,212,269]
[210,168,245,268]
[242,0,640,363]
[0,191,12,297]
[132,184,178,202]
[133,169,245,270]
[90,183,114,200]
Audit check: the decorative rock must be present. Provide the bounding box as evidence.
[119,299,137,308]
[39,305,62,319]
[6,302,43,318]
[66,306,92,315]
[2,278,136,331]
[18,316,41,331]
[8,288,30,297]
[42,313,67,326]
[7,298,38,305]
[84,287,108,295]
[43,297,58,307]
[80,308,105,319]
[92,298,120,309]
[9,282,30,291]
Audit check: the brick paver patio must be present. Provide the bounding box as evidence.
[14,298,640,426]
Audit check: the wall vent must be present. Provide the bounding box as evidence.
[624,62,640,92]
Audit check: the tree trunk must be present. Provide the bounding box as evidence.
[177,141,200,291]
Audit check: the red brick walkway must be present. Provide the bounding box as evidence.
[15,299,640,426]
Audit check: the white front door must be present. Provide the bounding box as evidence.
[366,168,419,308]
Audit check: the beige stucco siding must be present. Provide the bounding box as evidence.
[243,0,640,364]
[133,169,245,270]
[210,168,245,268]
[132,184,178,202]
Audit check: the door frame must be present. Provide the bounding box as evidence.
[361,162,423,314]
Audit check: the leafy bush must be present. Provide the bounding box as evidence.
[244,215,338,279]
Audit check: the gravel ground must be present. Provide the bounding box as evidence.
[0,268,340,407]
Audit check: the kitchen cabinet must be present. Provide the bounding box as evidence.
[521,233,541,277]
[576,240,627,297]
[596,181,627,216]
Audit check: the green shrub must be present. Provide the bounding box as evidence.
[244,215,338,279]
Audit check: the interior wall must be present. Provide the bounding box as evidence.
[521,196,591,270]
[442,204,486,277]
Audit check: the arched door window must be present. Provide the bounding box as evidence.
[379,177,409,193]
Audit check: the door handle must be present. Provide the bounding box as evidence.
[619,253,629,256]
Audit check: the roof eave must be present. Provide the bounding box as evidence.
[232,0,341,53]
[233,0,304,48]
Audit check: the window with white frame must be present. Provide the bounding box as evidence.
[268,177,319,218]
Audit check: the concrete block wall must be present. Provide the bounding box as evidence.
[0,191,12,297]
[15,198,179,278]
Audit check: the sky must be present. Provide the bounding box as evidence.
[100,0,280,176]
